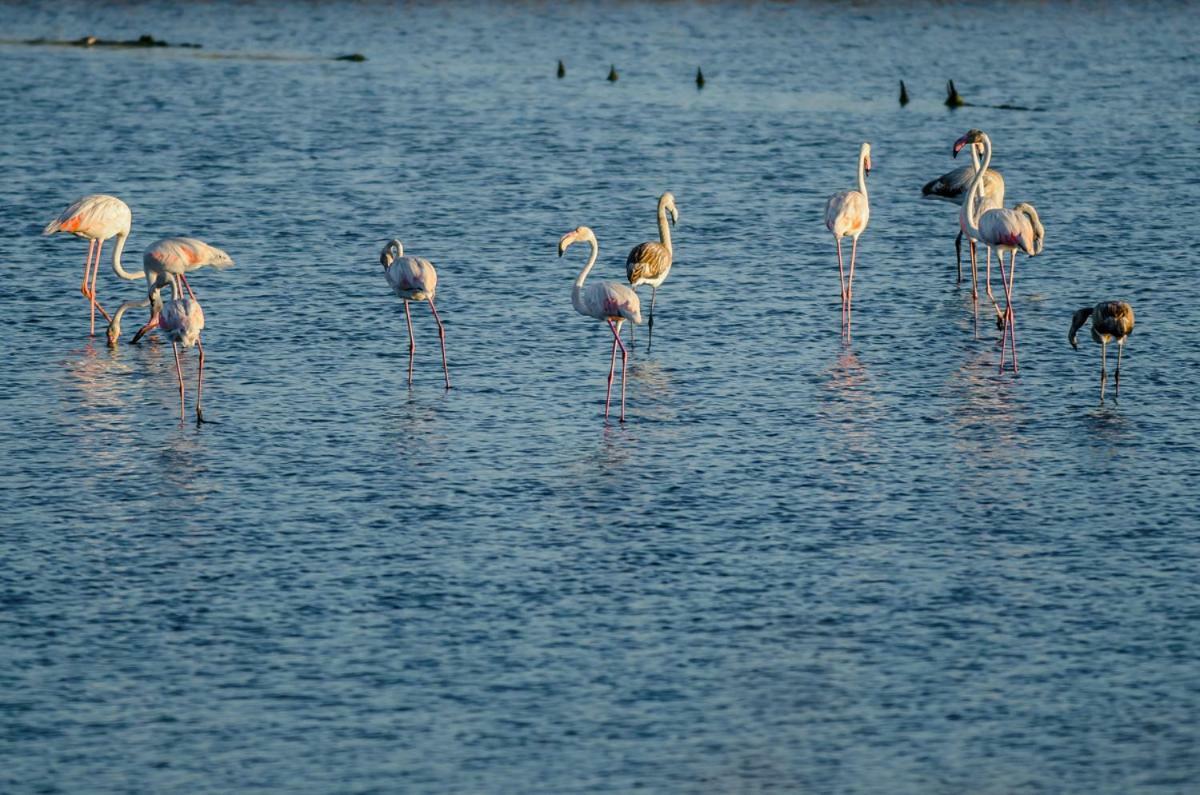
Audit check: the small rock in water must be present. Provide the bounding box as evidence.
[696,67,705,89]
[607,64,618,82]
[335,53,367,62]
[945,79,965,108]
[557,59,565,78]
[899,79,909,106]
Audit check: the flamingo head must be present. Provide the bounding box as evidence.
[953,129,985,158]
[380,239,403,270]
[105,316,121,347]
[1069,307,1094,350]
[558,226,595,257]
[661,191,679,226]
[860,142,872,176]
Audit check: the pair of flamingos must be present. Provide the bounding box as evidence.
[380,193,678,423]
[44,194,233,422]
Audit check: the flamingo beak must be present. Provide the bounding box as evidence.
[952,136,968,157]
[865,155,872,175]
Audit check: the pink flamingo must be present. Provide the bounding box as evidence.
[107,237,234,345]
[558,226,642,422]
[922,144,1005,296]
[824,143,871,336]
[380,239,450,389]
[43,194,144,336]
[154,291,207,423]
[955,129,1045,373]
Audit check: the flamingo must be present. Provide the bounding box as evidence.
[1070,301,1135,399]
[380,239,450,389]
[922,143,1005,291]
[558,226,642,422]
[825,142,871,335]
[153,291,207,423]
[43,194,145,336]
[955,129,1045,372]
[625,191,678,351]
[105,237,234,345]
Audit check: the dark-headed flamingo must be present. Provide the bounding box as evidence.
[1070,301,1135,400]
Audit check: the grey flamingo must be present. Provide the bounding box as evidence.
[1070,301,1135,399]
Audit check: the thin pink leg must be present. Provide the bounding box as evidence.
[1006,252,1019,373]
[969,238,979,302]
[404,300,415,385]
[179,274,198,302]
[196,339,206,423]
[847,236,859,340]
[172,340,186,420]
[608,319,629,422]
[81,240,97,332]
[604,329,618,418]
[428,299,451,389]
[985,246,1002,325]
[835,236,846,332]
[89,244,111,323]
[996,250,1017,373]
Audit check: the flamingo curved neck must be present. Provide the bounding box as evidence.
[963,134,992,242]
[110,231,145,280]
[657,200,673,255]
[857,151,868,201]
[572,237,598,313]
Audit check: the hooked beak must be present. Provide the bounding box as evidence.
[864,155,872,176]
[952,136,969,157]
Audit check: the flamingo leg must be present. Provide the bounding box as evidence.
[172,340,186,421]
[1115,341,1124,396]
[404,300,415,385]
[609,319,629,422]
[604,326,618,418]
[835,236,846,331]
[647,287,658,353]
[1100,340,1108,400]
[428,299,451,389]
[847,236,858,340]
[80,240,97,334]
[179,273,198,302]
[968,238,979,303]
[89,238,112,326]
[996,250,1013,372]
[196,339,206,424]
[1006,252,1019,372]
[629,289,637,346]
[955,230,963,284]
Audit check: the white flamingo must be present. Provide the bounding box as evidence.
[43,194,144,336]
[558,226,642,422]
[1070,301,1135,400]
[922,143,1005,292]
[825,142,871,335]
[380,239,450,389]
[956,129,1045,373]
[153,291,207,424]
[625,191,678,351]
[105,237,234,346]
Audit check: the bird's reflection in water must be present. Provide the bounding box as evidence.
[818,349,881,460]
[627,357,679,421]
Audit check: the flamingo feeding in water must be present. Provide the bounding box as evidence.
[625,190,678,351]
[956,129,1045,373]
[43,194,145,336]
[922,143,1005,292]
[105,237,234,346]
[151,291,207,423]
[559,226,642,422]
[825,142,871,336]
[380,239,450,389]
[1070,301,1135,400]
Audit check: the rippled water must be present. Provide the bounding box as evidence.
[2,1,1199,792]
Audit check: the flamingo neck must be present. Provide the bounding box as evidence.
[110,231,145,280]
[963,134,992,242]
[572,237,598,313]
[857,150,868,201]
[657,200,673,255]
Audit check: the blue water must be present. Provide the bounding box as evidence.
[2,1,1199,792]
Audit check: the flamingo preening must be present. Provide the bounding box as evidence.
[956,129,1045,372]
[625,191,678,351]
[43,194,144,336]
[559,226,642,422]
[381,239,450,389]
[825,142,871,336]
[922,143,1005,292]
[151,291,207,423]
[105,237,234,346]
[1070,301,1135,400]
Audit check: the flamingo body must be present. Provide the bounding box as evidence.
[625,191,677,350]
[154,294,207,423]
[1069,302,1135,399]
[380,239,450,388]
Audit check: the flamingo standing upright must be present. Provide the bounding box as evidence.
[559,226,642,422]
[150,291,207,423]
[380,239,450,389]
[625,191,678,351]
[825,142,871,336]
[43,194,145,336]
[1070,301,1135,399]
[105,237,234,345]
[956,129,1045,372]
[922,143,1005,293]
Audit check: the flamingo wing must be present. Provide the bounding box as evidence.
[626,241,672,285]
[978,209,1035,254]
[145,237,235,273]
[825,190,869,237]
[923,167,1004,206]
[582,280,641,324]
[160,298,206,347]
[1094,302,1135,341]
[44,194,131,238]
[386,256,437,300]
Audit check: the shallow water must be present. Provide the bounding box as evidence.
[2,1,1199,792]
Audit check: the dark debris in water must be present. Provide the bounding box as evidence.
[24,34,202,49]
[335,53,367,62]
